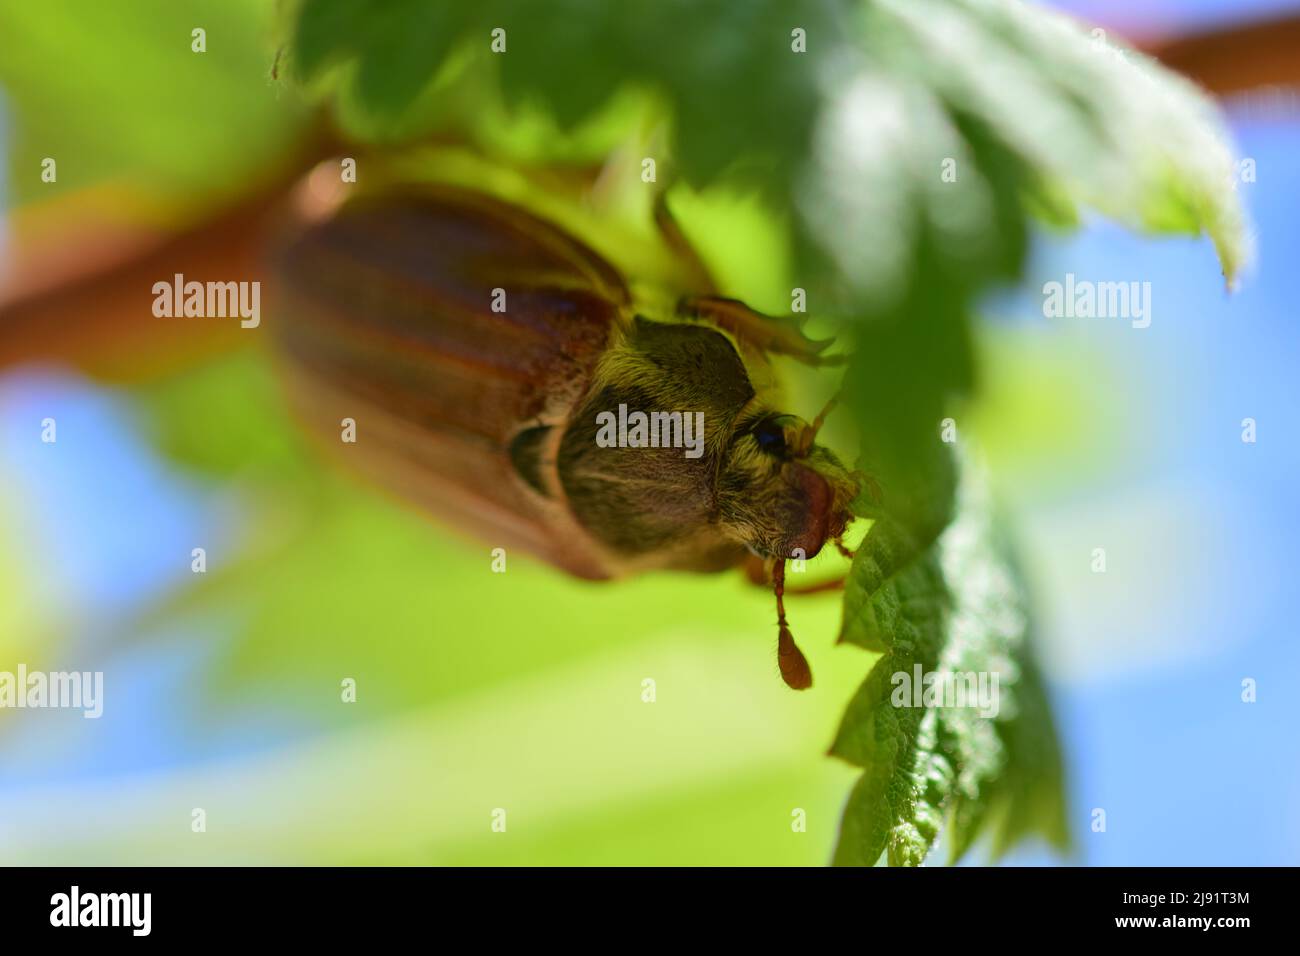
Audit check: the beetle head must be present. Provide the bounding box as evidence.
[717,408,857,561]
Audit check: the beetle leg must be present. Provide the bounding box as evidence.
[653,191,718,295]
[773,559,813,690]
[796,394,840,456]
[677,295,847,367]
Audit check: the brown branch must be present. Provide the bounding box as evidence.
[1138,13,1300,99]
[0,130,336,382]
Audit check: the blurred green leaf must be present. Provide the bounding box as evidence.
[288,0,1246,281]
[134,352,314,481]
[292,0,837,180]
[832,455,1067,865]
[0,0,308,213]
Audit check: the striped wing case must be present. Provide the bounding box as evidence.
[270,186,632,578]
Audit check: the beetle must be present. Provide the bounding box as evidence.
[270,183,860,689]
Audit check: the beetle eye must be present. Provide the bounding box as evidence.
[753,417,788,455]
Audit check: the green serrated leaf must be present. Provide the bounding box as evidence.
[831,454,1068,866]
[838,529,947,654]
[873,0,1250,283]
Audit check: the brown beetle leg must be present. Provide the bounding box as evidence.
[796,394,839,456]
[653,192,718,295]
[677,295,847,367]
[773,559,813,690]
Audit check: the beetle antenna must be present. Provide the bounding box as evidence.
[773,559,813,690]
